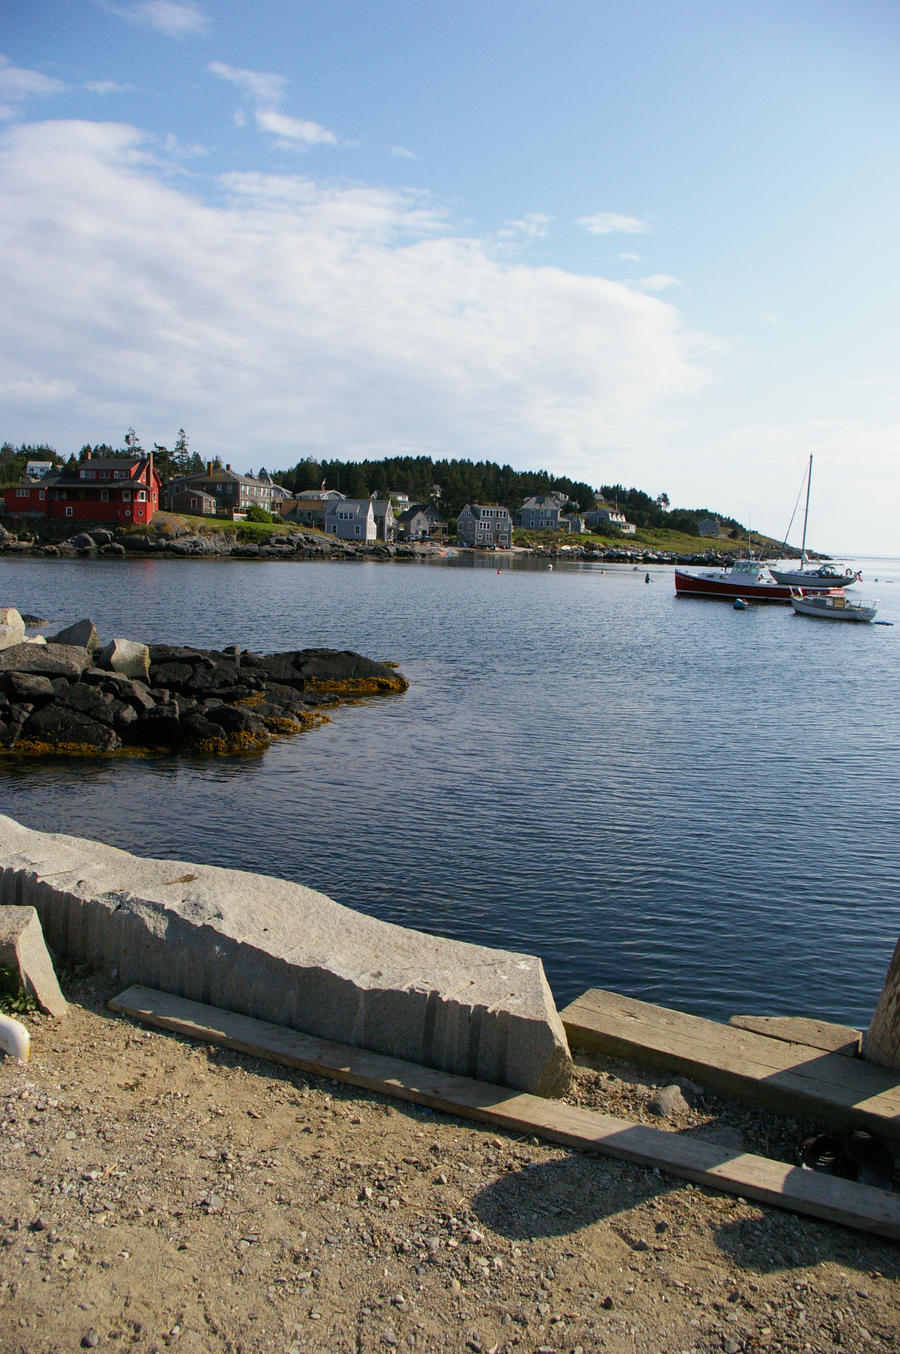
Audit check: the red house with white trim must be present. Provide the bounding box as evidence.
[3,452,161,526]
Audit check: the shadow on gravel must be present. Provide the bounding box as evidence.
[472,1154,671,1240]
[474,1155,900,1280]
[712,1212,900,1278]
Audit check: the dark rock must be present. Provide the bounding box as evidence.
[48,618,101,651]
[70,532,97,551]
[99,542,126,556]
[0,671,56,704]
[82,669,157,711]
[0,703,33,747]
[0,642,93,680]
[89,529,114,546]
[53,681,117,725]
[128,702,184,746]
[203,703,267,736]
[22,705,121,753]
[241,652,304,685]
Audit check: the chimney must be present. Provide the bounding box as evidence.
[207,461,213,475]
[226,464,231,472]
[85,448,92,460]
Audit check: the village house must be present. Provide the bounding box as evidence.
[518,492,585,533]
[518,492,567,530]
[397,503,448,542]
[166,464,278,518]
[456,503,512,548]
[279,488,344,528]
[3,451,160,527]
[168,486,218,517]
[324,497,377,543]
[583,505,636,534]
[370,497,396,542]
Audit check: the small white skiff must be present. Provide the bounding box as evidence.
[790,590,877,623]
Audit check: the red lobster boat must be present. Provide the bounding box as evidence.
[674,557,794,602]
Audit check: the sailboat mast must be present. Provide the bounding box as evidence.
[799,453,812,569]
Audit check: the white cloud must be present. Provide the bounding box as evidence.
[638,274,682,292]
[207,61,287,107]
[495,213,552,253]
[208,61,337,150]
[619,251,640,262]
[108,1,210,38]
[0,56,65,119]
[85,80,137,95]
[0,119,709,482]
[255,109,337,148]
[389,145,418,160]
[577,212,649,236]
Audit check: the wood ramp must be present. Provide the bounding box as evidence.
[109,985,900,1242]
[561,989,900,1145]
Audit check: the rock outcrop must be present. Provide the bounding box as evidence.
[0,620,407,757]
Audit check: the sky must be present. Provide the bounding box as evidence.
[1,0,899,555]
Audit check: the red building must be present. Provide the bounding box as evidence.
[3,452,161,527]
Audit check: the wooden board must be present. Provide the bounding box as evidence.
[561,989,900,1144]
[108,985,900,1242]
[729,1014,862,1057]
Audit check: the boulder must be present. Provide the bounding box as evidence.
[0,815,573,1097]
[98,638,151,682]
[0,671,55,704]
[0,608,25,651]
[0,642,93,680]
[48,618,101,651]
[21,705,121,753]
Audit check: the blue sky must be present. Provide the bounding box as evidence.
[1,0,899,553]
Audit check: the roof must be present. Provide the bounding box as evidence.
[49,455,157,488]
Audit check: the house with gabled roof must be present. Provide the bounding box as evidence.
[166,463,278,519]
[4,451,161,526]
[324,497,376,543]
[397,503,447,542]
[370,496,396,542]
[456,503,512,548]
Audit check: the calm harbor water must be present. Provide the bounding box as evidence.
[1,552,898,1026]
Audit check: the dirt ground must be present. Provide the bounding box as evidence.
[1,975,898,1354]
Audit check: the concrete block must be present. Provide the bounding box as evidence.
[0,815,572,1096]
[0,904,67,1017]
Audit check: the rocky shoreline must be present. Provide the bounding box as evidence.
[0,612,407,758]
[0,518,780,568]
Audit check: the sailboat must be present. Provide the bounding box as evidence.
[770,455,860,590]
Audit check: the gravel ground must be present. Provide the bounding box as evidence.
[2,975,898,1354]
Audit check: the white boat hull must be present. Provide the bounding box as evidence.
[790,592,876,623]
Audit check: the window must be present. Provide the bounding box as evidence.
[16,488,29,498]
[81,470,96,480]
[101,489,109,501]
[65,506,73,518]
[122,489,131,501]
[137,490,146,501]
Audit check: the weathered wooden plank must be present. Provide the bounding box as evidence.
[561,989,900,1143]
[729,1014,862,1057]
[108,985,900,1242]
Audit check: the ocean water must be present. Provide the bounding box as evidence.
[1,551,898,1026]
